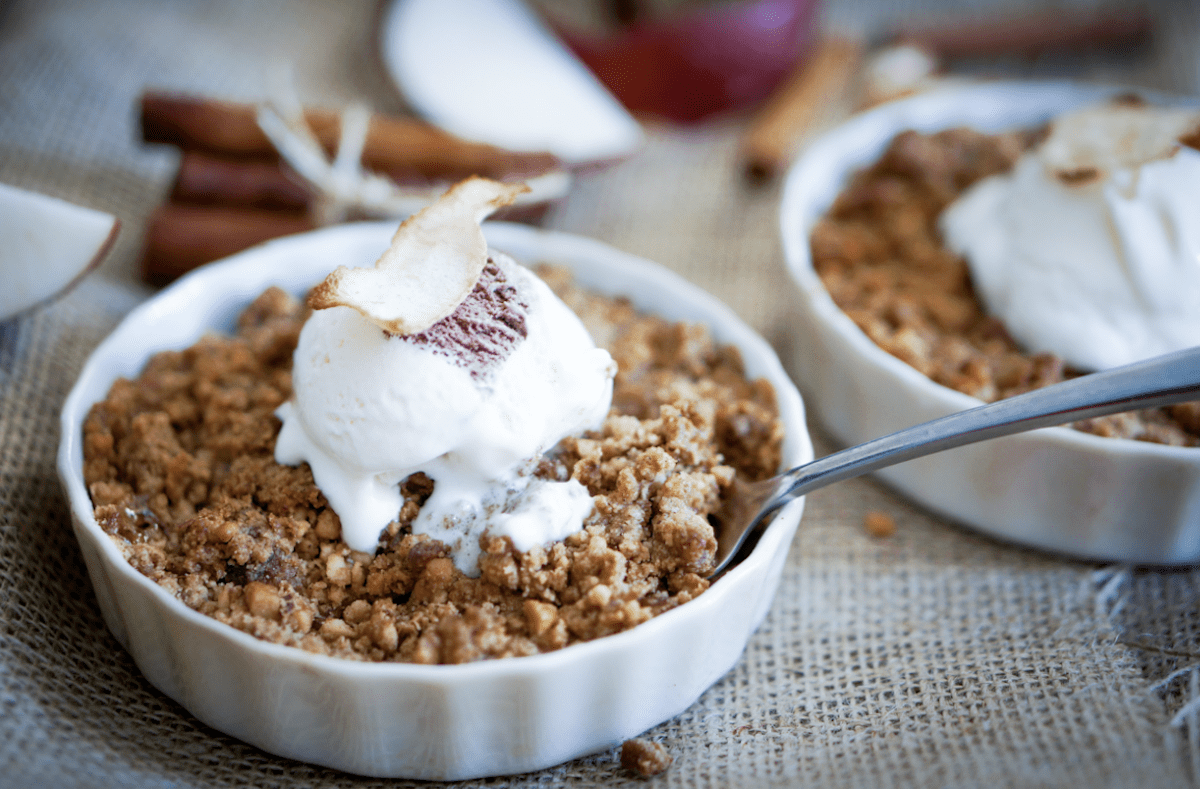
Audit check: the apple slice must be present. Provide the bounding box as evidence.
[307,176,526,334]
[0,183,120,321]
[1039,101,1200,180]
[380,0,642,165]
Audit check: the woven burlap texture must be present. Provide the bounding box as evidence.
[3,0,1200,786]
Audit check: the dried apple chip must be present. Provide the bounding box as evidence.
[1040,101,1200,182]
[307,176,528,334]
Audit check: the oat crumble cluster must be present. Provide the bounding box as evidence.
[82,270,783,664]
[620,737,673,776]
[810,127,1200,446]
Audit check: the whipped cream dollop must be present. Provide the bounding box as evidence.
[276,252,615,572]
[940,101,1200,371]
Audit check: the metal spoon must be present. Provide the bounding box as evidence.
[711,346,1200,577]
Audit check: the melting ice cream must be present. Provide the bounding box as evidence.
[940,100,1200,371]
[274,178,615,572]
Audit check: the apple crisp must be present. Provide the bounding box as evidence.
[82,269,783,664]
[810,127,1200,446]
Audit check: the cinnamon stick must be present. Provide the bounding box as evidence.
[893,7,1153,59]
[141,92,561,181]
[740,38,863,182]
[140,203,314,286]
[140,196,552,285]
[171,150,313,210]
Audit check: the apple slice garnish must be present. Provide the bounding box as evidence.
[307,176,527,334]
[0,183,120,322]
[1040,101,1200,182]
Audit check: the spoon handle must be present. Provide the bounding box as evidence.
[772,345,1200,510]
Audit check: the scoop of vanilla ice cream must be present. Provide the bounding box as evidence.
[940,102,1200,372]
[275,251,615,572]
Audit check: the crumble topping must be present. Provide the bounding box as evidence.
[863,510,897,539]
[82,269,783,664]
[810,127,1200,446]
[620,737,673,776]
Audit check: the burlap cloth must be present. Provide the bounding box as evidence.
[3,1,1200,786]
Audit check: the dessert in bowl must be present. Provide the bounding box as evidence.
[57,184,810,778]
[780,81,1200,564]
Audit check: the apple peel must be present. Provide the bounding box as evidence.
[307,176,527,333]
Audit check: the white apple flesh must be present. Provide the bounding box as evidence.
[0,183,119,322]
[380,0,643,165]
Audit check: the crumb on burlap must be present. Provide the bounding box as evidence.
[809,127,1199,447]
[620,737,673,777]
[863,510,897,538]
[83,273,784,664]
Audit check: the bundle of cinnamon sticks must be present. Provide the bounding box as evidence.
[139,92,561,285]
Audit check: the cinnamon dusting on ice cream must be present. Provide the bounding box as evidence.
[397,258,529,381]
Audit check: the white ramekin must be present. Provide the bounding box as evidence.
[780,80,1200,565]
[57,221,812,779]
